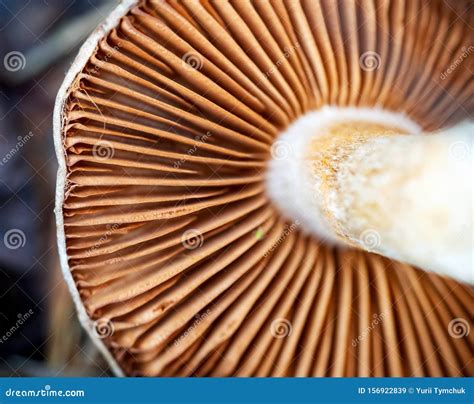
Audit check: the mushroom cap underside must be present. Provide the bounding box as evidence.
[55,0,473,376]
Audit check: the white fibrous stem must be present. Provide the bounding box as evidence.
[266,107,473,284]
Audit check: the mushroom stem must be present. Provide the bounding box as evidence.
[310,121,472,283]
[267,111,472,284]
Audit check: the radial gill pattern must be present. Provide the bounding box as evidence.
[58,0,473,376]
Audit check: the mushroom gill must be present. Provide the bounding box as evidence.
[54,0,473,376]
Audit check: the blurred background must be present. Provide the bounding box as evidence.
[0,0,120,377]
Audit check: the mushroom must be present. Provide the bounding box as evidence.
[54,0,473,376]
